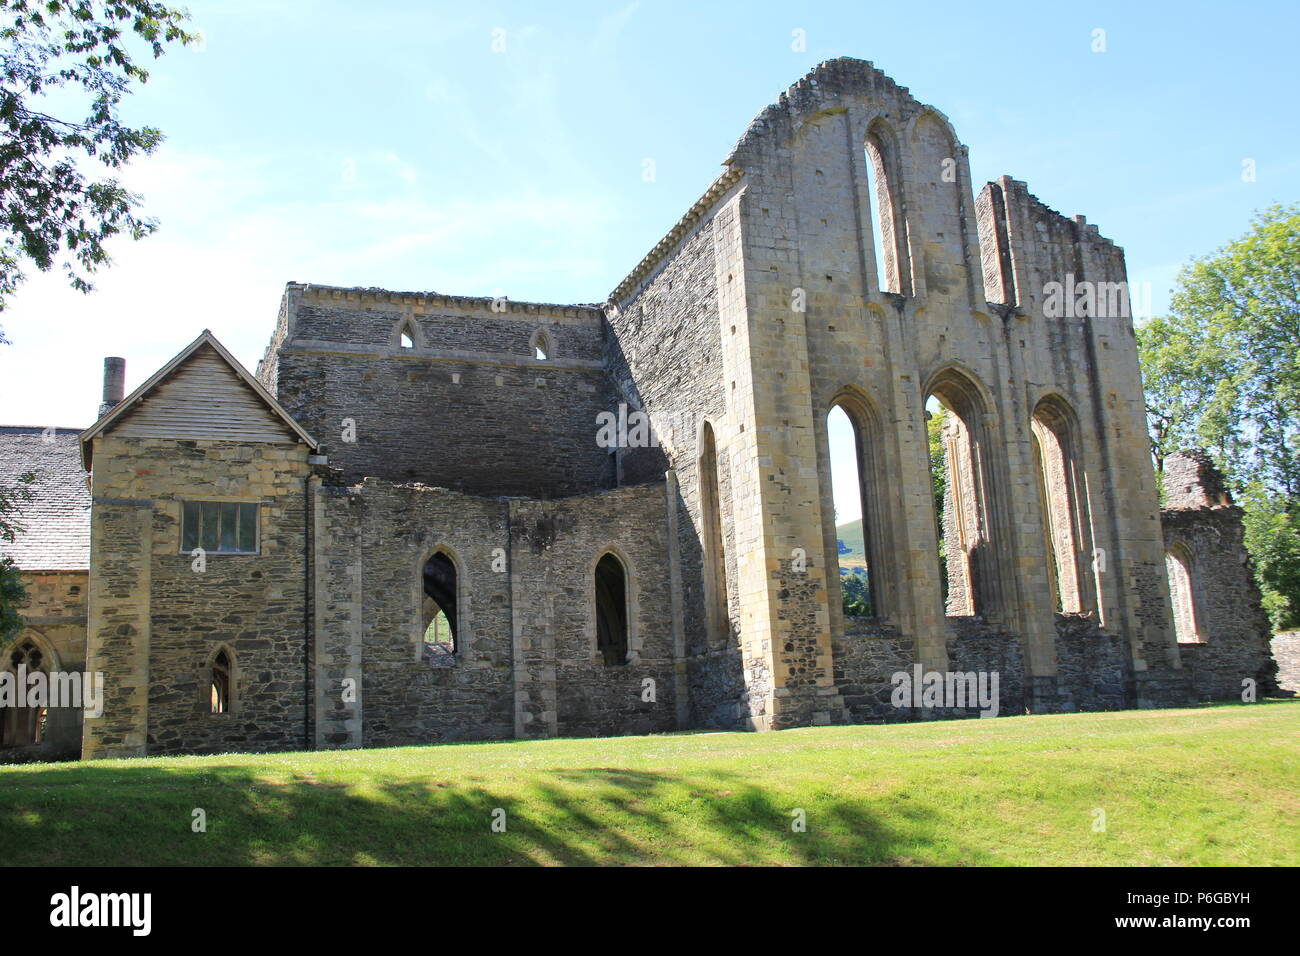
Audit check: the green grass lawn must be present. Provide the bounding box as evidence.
[1,701,1295,866]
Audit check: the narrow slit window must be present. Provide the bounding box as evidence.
[1031,398,1094,614]
[211,649,231,714]
[1167,546,1202,644]
[864,127,908,295]
[421,551,458,663]
[595,553,629,666]
[400,326,415,349]
[827,404,873,618]
[700,423,730,645]
[863,141,891,293]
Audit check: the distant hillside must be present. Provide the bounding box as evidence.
[836,518,867,571]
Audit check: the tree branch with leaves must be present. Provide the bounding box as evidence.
[0,0,196,321]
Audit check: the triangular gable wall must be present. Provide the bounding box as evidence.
[106,342,300,443]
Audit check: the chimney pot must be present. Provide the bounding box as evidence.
[100,357,125,417]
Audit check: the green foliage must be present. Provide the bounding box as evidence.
[0,556,23,643]
[1137,204,1300,629]
[0,0,196,316]
[1238,483,1300,630]
[0,471,35,640]
[927,404,948,601]
[840,568,872,618]
[0,468,35,542]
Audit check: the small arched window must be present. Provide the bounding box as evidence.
[532,330,551,361]
[594,552,629,666]
[211,649,232,714]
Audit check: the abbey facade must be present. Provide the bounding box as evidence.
[0,59,1278,759]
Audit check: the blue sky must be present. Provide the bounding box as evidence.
[1,0,1297,451]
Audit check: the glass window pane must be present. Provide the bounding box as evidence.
[238,504,257,553]
[219,502,238,552]
[200,501,220,552]
[182,501,199,552]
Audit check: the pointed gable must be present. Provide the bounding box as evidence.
[80,330,316,469]
[110,342,298,443]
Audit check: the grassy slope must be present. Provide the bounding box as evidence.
[836,518,867,571]
[1,702,1295,866]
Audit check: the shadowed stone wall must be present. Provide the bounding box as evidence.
[261,286,615,498]
[310,477,680,747]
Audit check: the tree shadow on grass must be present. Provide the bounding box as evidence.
[0,761,997,866]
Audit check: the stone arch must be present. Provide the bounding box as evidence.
[864,117,911,296]
[1166,540,1204,644]
[697,418,731,649]
[1,631,57,745]
[923,364,1005,618]
[416,543,468,663]
[587,546,638,666]
[1,628,61,671]
[1031,395,1097,614]
[823,385,892,627]
[530,327,553,361]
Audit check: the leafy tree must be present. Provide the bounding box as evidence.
[0,0,192,636]
[0,467,35,542]
[0,0,196,319]
[1137,204,1300,629]
[840,568,872,618]
[0,556,24,643]
[0,470,35,640]
[1239,484,1300,630]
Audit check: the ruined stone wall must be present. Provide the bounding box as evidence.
[510,486,679,738]
[264,285,615,497]
[84,436,312,757]
[832,619,1023,722]
[695,57,1187,722]
[982,177,1180,703]
[314,480,516,748]
[606,181,750,729]
[1054,614,1132,711]
[832,624,913,722]
[1161,505,1277,700]
[311,478,679,747]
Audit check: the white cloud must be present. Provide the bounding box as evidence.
[0,142,619,428]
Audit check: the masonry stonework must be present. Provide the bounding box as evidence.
[2,58,1283,761]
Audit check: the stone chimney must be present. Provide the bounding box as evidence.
[100,357,125,418]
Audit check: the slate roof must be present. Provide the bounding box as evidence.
[0,425,91,571]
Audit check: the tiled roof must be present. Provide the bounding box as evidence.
[0,425,91,571]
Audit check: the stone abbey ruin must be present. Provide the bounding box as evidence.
[0,58,1280,759]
